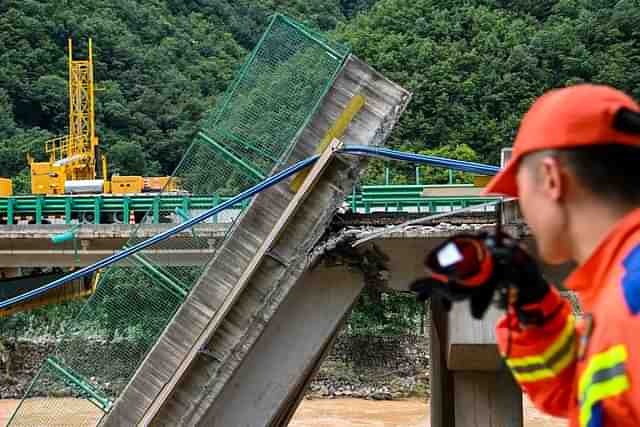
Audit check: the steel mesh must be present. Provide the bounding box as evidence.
[7,362,104,426]
[202,14,349,174]
[9,14,349,426]
[53,265,184,392]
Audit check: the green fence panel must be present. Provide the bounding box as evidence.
[8,14,349,426]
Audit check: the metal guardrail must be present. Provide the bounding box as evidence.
[0,185,499,225]
[347,184,498,213]
[0,194,249,225]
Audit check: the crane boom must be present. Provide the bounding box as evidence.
[66,38,98,180]
[32,39,104,194]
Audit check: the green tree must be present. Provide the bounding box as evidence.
[0,0,637,185]
[337,0,640,172]
[30,75,68,130]
[340,0,379,18]
[0,0,383,182]
[108,141,147,176]
[0,89,16,139]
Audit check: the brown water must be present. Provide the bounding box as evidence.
[291,398,564,427]
[0,397,564,426]
[291,398,429,427]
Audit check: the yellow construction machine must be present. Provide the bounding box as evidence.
[25,39,176,196]
[0,40,177,317]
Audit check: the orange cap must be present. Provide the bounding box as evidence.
[484,84,640,196]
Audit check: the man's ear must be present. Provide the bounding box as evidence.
[540,156,564,201]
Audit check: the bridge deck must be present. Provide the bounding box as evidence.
[100,54,410,426]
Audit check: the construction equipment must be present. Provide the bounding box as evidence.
[26,39,174,196]
[0,178,12,196]
[29,39,105,195]
[0,39,179,321]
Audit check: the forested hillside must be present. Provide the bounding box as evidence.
[0,0,638,188]
[338,0,640,180]
[0,0,376,188]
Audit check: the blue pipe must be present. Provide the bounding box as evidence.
[342,145,500,175]
[0,155,320,310]
[0,147,500,311]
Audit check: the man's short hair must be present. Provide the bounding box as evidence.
[525,145,640,206]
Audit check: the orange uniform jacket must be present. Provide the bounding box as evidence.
[496,209,640,426]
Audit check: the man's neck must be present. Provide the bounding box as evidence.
[569,200,635,264]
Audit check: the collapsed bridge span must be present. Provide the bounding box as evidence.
[102,52,410,426]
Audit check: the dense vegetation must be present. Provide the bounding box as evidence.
[0,0,639,336]
[0,0,377,188]
[340,0,640,178]
[1,0,638,184]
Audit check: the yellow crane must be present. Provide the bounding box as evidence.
[26,39,175,196]
[29,39,109,195]
[0,39,183,320]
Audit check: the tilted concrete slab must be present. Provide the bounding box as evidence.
[196,265,364,426]
[100,55,411,426]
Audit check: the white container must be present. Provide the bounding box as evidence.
[65,179,105,194]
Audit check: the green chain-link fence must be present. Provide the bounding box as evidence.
[8,14,349,426]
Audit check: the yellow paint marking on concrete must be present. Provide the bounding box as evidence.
[290,95,365,192]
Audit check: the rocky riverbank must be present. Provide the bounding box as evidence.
[0,338,55,399]
[0,333,430,400]
[308,333,430,400]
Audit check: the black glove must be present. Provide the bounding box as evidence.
[410,231,551,323]
[487,234,551,325]
[410,276,471,303]
[409,274,496,319]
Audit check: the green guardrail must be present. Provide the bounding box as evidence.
[349,196,498,213]
[0,194,249,225]
[0,185,499,225]
[348,184,498,213]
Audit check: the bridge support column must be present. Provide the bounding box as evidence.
[193,266,364,426]
[430,298,455,427]
[429,299,523,427]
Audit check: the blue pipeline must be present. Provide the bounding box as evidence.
[341,146,500,175]
[0,155,319,311]
[0,148,499,310]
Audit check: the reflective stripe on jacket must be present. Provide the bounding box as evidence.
[496,208,640,426]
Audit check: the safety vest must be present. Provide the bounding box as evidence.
[496,208,640,426]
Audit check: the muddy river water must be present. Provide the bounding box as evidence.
[0,397,564,426]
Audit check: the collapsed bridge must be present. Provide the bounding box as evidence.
[3,15,549,427]
[5,14,412,426]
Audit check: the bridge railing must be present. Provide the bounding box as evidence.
[0,185,499,226]
[347,184,498,214]
[0,194,250,225]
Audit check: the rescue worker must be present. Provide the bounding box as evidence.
[486,83,640,426]
[415,84,640,426]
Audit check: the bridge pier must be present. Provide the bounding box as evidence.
[429,298,523,427]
